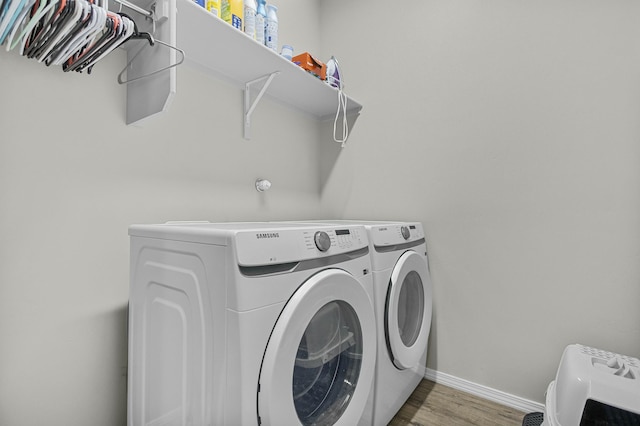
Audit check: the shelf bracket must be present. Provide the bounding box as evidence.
[244,71,281,140]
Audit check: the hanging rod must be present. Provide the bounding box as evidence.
[112,0,154,19]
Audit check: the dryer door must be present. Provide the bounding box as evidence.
[386,250,432,370]
[258,269,375,426]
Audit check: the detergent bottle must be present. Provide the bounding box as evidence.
[206,0,220,16]
[243,0,256,39]
[255,0,266,45]
[265,4,278,51]
[221,0,243,30]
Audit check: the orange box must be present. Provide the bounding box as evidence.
[292,52,326,80]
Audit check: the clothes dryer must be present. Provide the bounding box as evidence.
[127,222,376,426]
[291,220,432,425]
[365,221,432,426]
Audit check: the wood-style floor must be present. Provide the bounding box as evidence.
[389,380,526,426]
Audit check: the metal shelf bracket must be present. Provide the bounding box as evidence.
[244,71,281,140]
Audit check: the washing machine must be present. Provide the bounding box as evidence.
[127,221,377,426]
[291,220,433,425]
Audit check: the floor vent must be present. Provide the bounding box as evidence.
[522,412,544,426]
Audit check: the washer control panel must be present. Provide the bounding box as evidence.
[306,227,365,253]
[401,225,411,240]
[236,226,368,266]
[314,231,331,252]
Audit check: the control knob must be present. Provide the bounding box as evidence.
[314,231,331,252]
[401,226,410,240]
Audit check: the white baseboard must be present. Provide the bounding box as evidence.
[425,368,545,414]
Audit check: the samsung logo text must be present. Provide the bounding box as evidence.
[256,233,280,239]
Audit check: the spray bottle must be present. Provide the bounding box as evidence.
[265,4,278,51]
[243,0,257,39]
[255,0,266,45]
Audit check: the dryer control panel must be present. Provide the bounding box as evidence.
[370,222,425,247]
[235,226,368,266]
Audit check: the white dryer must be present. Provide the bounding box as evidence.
[366,221,432,426]
[127,222,376,426]
[293,220,433,425]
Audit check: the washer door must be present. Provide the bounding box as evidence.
[386,250,432,370]
[258,269,375,426]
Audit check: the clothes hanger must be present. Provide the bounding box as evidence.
[49,2,105,65]
[19,0,60,55]
[116,12,184,84]
[81,12,134,73]
[23,0,61,54]
[67,10,128,71]
[0,0,7,21]
[65,11,126,72]
[62,9,115,71]
[0,0,18,32]
[27,0,75,59]
[4,0,38,51]
[43,0,93,63]
[54,3,107,66]
[0,0,29,43]
[42,0,101,64]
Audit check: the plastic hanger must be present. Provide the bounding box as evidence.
[4,0,38,51]
[27,0,74,59]
[0,0,7,21]
[82,12,134,72]
[63,9,117,71]
[67,10,127,71]
[19,0,59,55]
[0,0,29,43]
[43,0,91,62]
[49,3,105,65]
[23,0,61,54]
[65,11,125,72]
[116,12,184,84]
[42,0,99,64]
[38,0,87,62]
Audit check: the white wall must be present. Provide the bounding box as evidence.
[0,2,323,423]
[319,0,640,404]
[3,1,640,424]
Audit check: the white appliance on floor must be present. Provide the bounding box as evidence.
[366,221,432,425]
[127,222,377,426]
[290,220,433,425]
[541,344,640,426]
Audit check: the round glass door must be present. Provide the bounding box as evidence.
[258,269,376,426]
[386,250,432,370]
[293,301,363,425]
[396,270,425,347]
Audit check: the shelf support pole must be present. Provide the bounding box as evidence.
[244,71,281,140]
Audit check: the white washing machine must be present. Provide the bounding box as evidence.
[292,220,433,425]
[127,221,377,426]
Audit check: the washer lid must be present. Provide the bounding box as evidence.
[386,250,432,370]
[258,269,375,426]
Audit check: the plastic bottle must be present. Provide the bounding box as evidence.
[265,4,278,51]
[280,44,293,61]
[255,0,266,45]
[206,0,220,16]
[221,0,243,30]
[243,0,256,39]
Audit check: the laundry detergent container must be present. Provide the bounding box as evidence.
[542,344,640,426]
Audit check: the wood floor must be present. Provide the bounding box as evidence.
[389,380,526,426]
